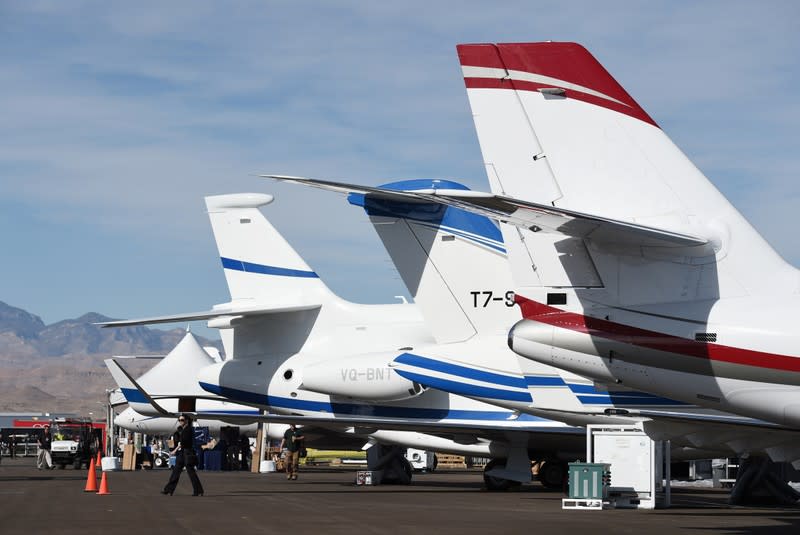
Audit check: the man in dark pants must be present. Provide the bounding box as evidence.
[279,423,305,480]
[162,414,204,496]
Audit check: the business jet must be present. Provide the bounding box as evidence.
[101,192,588,488]
[260,42,800,443]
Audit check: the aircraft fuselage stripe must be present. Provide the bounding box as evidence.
[394,369,533,403]
[199,382,549,422]
[516,295,800,373]
[394,353,527,388]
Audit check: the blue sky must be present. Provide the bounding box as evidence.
[2,1,798,339]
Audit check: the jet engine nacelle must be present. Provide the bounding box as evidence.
[300,353,426,402]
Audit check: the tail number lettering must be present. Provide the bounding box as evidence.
[470,291,515,308]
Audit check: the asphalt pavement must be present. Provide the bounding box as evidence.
[1,457,799,534]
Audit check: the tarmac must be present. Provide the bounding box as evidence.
[2,457,800,534]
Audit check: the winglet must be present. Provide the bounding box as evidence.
[104,359,172,416]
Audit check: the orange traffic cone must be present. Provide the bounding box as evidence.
[96,450,102,467]
[84,458,98,492]
[97,471,110,495]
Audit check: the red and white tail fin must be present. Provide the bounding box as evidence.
[458,42,795,298]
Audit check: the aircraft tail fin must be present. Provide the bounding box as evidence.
[457,42,795,297]
[104,332,220,416]
[105,359,171,416]
[205,193,334,305]
[349,180,520,344]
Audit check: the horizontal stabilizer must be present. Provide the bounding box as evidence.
[96,302,320,328]
[262,174,708,249]
[110,355,165,359]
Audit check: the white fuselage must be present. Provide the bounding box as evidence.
[510,291,800,426]
[195,300,583,459]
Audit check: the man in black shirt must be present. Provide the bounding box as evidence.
[279,424,305,480]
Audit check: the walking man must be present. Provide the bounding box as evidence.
[36,425,52,469]
[279,423,305,480]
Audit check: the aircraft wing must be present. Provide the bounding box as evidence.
[486,403,800,461]
[96,302,321,328]
[261,174,708,248]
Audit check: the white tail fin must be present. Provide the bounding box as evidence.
[205,193,339,361]
[206,193,334,305]
[349,180,521,344]
[458,42,796,299]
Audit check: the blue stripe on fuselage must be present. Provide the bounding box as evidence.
[394,369,532,403]
[524,376,567,386]
[198,381,546,422]
[394,353,527,389]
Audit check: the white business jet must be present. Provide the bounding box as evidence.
[260,41,800,454]
[101,192,586,488]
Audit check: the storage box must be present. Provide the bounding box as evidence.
[568,463,610,500]
[204,450,222,471]
[101,457,120,472]
[355,470,382,485]
[122,444,136,471]
[260,460,276,473]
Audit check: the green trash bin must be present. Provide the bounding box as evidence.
[568,463,610,500]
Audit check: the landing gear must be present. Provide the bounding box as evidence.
[729,457,800,506]
[366,445,413,485]
[483,459,522,491]
[537,461,567,490]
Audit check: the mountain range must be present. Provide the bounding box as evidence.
[0,300,223,416]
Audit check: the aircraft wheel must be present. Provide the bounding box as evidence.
[483,459,521,491]
[538,461,567,489]
[402,457,413,482]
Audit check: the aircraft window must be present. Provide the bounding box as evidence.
[441,235,455,241]
[239,218,251,224]
[283,369,293,380]
[547,293,567,305]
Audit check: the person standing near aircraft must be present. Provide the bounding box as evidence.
[162,414,204,496]
[279,423,304,480]
[36,425,52,469]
